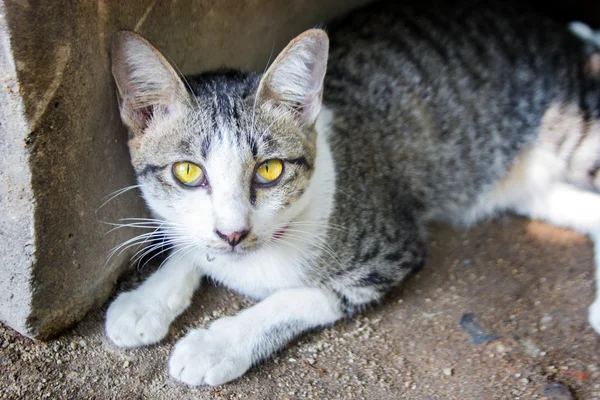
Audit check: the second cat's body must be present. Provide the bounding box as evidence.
[328,0,587,223]
[106,0,600,386]
[312,0,600,308]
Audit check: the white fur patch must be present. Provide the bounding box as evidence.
[197,107,337,298]
[169,287,342,386]
[105,252,201,347]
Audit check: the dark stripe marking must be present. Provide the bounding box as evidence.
[332,290,355,316]
[357,271,393,287]
[587,160,600,181]
[138,164,167,177]
[247,134,259,158]
[200,134,212,159]
[285,156,310,169]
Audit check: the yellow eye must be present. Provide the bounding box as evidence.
[172,162,206,187]
[255,159,284,185]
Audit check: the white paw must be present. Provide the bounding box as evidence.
[105,291,173,348]
[589,300,600,334]
[169,320,252,386]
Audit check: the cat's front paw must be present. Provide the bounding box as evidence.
[589,299,600,334]
[169,321,252,386]
[106,292,172,348]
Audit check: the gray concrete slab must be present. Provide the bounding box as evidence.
[0,0,370,339]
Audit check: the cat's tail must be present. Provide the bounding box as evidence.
[569,21,600,77]
[569,22,600,48]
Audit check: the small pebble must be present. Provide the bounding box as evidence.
[520,338,541,357]
[396,356,405,369]
[443,368,453,376]
[459,313,499,345]
[123,360,130,368]
[78,340,87,348]
[540,383,573,400]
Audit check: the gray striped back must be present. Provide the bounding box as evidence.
[317,0,600,301]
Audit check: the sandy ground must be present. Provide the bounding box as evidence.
[2,216,600,399]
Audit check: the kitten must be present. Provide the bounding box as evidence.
[106,0,600,386]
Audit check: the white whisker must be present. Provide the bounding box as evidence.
[276,231,342,266]
[96,185,142,213]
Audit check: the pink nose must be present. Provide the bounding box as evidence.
[215,229,250,247]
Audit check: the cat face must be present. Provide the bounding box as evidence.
[111,30,328,258]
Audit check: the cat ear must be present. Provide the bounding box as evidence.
[111,31,191,136]
[257,29,329,127]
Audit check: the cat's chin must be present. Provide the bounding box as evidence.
[205,244,263,260]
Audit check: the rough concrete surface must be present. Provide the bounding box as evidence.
[1,217,599,399]
[0,0,34,337]
[0,0,370,339]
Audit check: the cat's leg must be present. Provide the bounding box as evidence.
[169,287,345,386]
[169,238,425,386]
[106,251,202,348]
[511,182,600,332]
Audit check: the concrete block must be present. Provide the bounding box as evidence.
[0,0,370,339]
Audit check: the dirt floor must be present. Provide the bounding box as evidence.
[2,216,600,399]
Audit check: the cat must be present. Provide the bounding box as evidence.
[105,0,600,387]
